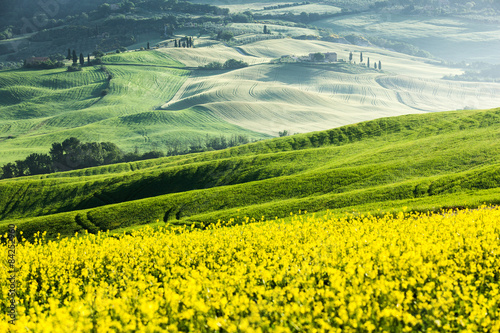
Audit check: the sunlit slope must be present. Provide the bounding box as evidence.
[238,39,459,79]
[161,39,500,136]
[157,42,269,67]
[2,108,500,239]
[0,51,269,164]
[101,50,184,67]
[163,63,422,135]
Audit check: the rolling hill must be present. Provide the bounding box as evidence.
[2,37,499,165]
[160,39,500,136]
[1,107,500,240]
[0,50,270,164]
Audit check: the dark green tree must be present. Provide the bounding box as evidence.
[312,52,325,62]
[147,42,150,49]
[379,60,382,70]
[0,163,16,179]
[67,48,71,60]
[367,57,370,67]
[49,142,64,171]
[15,160,27,177]
[300,12,309,23]
[72,50,77,64]
[79,53,84,66]
[263,25,268,34]
[24,153,53,175]
[87,54,90,64]
[223,59,248,69]
[349,52,353,62]
[360,52,363,63]
[101,142,123,164]
[218,31,234,41]
[174,39,178,47]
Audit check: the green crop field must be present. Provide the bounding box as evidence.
[0,50,270,164]
[2,107,500,240]
[101,51,184,67]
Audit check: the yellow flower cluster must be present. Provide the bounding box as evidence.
[1,207,500,332]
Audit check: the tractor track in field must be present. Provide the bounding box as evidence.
[103,63,196,70]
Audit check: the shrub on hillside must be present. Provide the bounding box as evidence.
[91,57,103,65]
[67,64,82,72]
[217,30,234,41]
[223,59,248,69]
[24,59,65,70]
[200,61,224,70]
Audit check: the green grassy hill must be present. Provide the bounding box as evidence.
[0,50,269,164]
[2,107,500,240]
[2,39,500,165]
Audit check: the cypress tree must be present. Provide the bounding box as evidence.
[79,53,84,66]
[367,57,370,67]
[349,52,353,62]
[360,52,363,63]
[147,42,150,49]
[174,39,178,47]
[87,54,90,65]
[72,50,77,64]
[379,60,382,70]
[67,48,71,60]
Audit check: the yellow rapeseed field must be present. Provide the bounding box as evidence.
[1,207,499,332]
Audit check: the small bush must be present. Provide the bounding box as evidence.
[67,64,82,72]
[201,61,224,70]
[91,57,102,65]
[223,59,249,69]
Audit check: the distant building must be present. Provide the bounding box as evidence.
[307,52,338,62]
[324,52,338,62]
[25,57,49,65]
